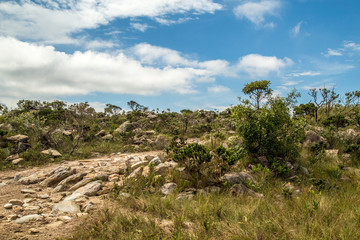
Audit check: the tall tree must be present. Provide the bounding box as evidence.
[242,80,272,109]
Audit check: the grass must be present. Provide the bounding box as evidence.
[67,164,360,240]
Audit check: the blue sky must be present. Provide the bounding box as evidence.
[0,0,359,111]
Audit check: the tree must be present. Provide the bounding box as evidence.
[104,104,122,116]
[308,88,323,122]
[127,101,147,112]
[242,80,272,109]
[294,102,317,118]
[320,88,339,117]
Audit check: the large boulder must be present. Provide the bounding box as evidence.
[154,135,167,149]
[154,161,178,176]
[304,130,327,147]
[114,121,132,133]
[15,214,43,224]
[72,180,102,197]
[19,174,39,185]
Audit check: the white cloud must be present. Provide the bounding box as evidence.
[324,48,343,57]
[290,71,321,77]
[85,39,119,49]
[236,54,293,78]
[0,0,222,43]
[130,22,150,32]
[344,41,360,51]
[208,85,230,93]
[282,80,302,86]
[290,21,302,37]
[233,0,281,27]
[155,17,196,26]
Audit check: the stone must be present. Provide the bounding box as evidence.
[19,175,39,185]
[160,183,177,195]
[68,178,92,191]
[58,172,86,187]
[64,192,86,202]
[127,167,143,179]
[14,174,23,181]
[114,121,132,133]
[52,201,81,214]
[21,189,36,194]
[101,134,113,141]
[29,228,40,234]
[5,154,19,162]
[149,157,162,166]
[9,199,24,206]
[4,203,12,209]
[7,134,29,143]
[131,161,147,170]
[12,205,23,212]
[92,173,109,181]
[12,158,24,165]
[304,130,327,147]
[325,149,339,158]
[155,135,167,149]
[95,130,106,137]
[220,172,256,185]
[8,214,18,220]
[230,183,263,198]
[300,167,309,176]
[142,166,150,177]
[37,194,50,199]
[72,180,102,197]
[257,156,269,167]
[58,216,72,222]
[42,167,76,187]
[82,202,94,212]
[176,192,194,200]
[41,149,62,157]
[15,214,43,224]
[154,161,178,176]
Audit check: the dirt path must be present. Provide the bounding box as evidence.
[0,151,162,240]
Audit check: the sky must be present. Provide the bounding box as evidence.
[0,0,359,112]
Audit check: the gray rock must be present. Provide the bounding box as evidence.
[19,174,39,185]
[72,180,102,196]
[101,134,113,141]
[9,199,24,206]
[220,172,256,185]
[52,201,80,214]
[12,158,24,165]
[154,161,178,176]
[95,130,106,137]
[4,203,12,209]
[5,154,19,162]
[58,172,86,187]
[127,167,143,179]
[230,183,263,198]
[15,214,43,224]
[42,167,76,187]
[0,182,6,187]
[161,183,177,195]
[155,135,167,149]
[21,189,36,194]
[69,178,92,191]
[14,174,22,181]
[304,130,327,147]
[114,121,132,133]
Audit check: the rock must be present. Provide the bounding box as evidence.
[62,130,73,136]
[149,157,162,166]
[7,134,29,143]
[127,167,143,179]
[69,178,92,191]
[304,130,327,147]
[14,174,22,182]
[29,228,40,234]
[58,172,86,187]
[108,174,120,182]
[205,186,221,193]
[37,194,50,199]
[72,180,102,196]
[42,167,76,187]
[0,182,6,187]
[15,214,43,224]
[12,158,24,165]
[41,149,62,157]
[19,174,39,185]
[95,130,106,137]
[5,154,19,162]
[300,167,309,176]
[9,199,24,206]
[154,161,178,176]
[161,183,177,195]
[58,216,72,222]
[101,134,113,141]
[155,135,167,149]
[4,203,12,209]
[230,183,263,198]
[142,166,150,177]
[21,189,36,194]
[12,205,23,212]
[114,121,132,133]
[82,202,94,212]
[325,149,339,158]
[52,201,81,214]
[92,173,109,181]
[176,192,194,200]
[220,172,256,185]
[8,214,18,220]
[131,161,147,170]
[64,192,86,202]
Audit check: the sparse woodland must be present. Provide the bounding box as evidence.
[1,80,360,239]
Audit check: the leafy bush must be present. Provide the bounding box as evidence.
[323,115,349,129]
[215,146,244,165]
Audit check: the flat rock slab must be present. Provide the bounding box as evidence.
[15,214,43,224]
[72,180,102,196]
[52,201,81,214]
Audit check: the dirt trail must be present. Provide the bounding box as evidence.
[0,151,162,240]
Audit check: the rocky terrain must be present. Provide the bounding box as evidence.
[0,151,162,240]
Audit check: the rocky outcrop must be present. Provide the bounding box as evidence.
[220,172,256,185]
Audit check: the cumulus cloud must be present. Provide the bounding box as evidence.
[234,0,281,27]
[0,0,222,43]
[324,48,343,57]
[236,54,293,78]
[0,37,294,106]
[130,22,150,32]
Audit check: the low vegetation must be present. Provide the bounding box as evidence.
[1,80,360,239]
